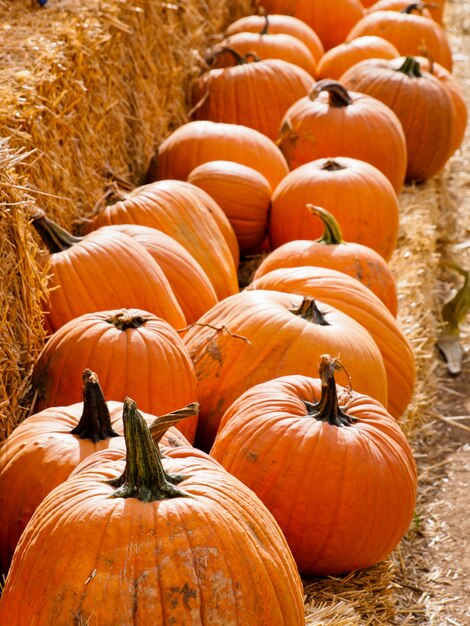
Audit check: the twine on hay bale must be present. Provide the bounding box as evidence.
[0,0,251,440]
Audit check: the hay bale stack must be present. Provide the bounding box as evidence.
[0,0,250,440]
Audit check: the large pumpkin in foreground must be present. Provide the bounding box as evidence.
[211,355,417,575]
[0,400,304,625]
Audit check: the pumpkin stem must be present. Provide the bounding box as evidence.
[31,209,82,253]
[396,56,422,78]
[309,80,353,107]
[106,310,148,331]
[150,402,199,486]
[304,354,357,426]
[321,159,346,172]
[307,204,344,245]
[215,46,247,66]
[291,296,330,326]
[400,2,426,13]
[109,398,189,502]
[71,369,120,442]
[260,14,270,35]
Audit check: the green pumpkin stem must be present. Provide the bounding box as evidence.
[71,369,120,442]
[31,209,82,253]
[305,354,357,426]
[109,398,191,502]
[309,80,353,107]
[292,296,330,326]
[396,56,422,78]
[307,204,344,245]
[106,310,148,331]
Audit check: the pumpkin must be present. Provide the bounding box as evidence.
[184,289,388,450]
[268,158,399,261]
[346,5,452,71]
[32,308,199,441]
[0,370,193,576]
[82,180,238,300]
[212,31,317,76]
[191,52,313,141]
[249,265,415,418]
[366,0,443,25]
[31,210,186,334]
[99,225,218,324]
[211,355,417,576]
[256,206,398,315]
[0,399,305,625]
[341,56,457,181]
[147,120,289,191]
[187,160,271,255]
[278,80,406,194]
[315,36,399,80]
[225,14,325,64]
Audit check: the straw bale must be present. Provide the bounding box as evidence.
[0,0,251,440]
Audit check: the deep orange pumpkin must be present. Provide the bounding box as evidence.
[268,158,399,261]
[187,160,272,255]
[184,290,388,450]
[191,53,313,141]
[341,56,457,181]
[257,206,398,315]
[249,265,415,418]
[148,120,289,191]
[225,14,325,64]
[82,180,239,300]
[0,400,305,625]
[32,211,186,334]
[278,81,406,193]
[366,0,443,25]
[211,356,417,575]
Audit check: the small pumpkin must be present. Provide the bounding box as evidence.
[211,355,418,576]
[0,399,305,625]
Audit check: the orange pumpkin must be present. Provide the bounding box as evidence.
[226,14,325,64]
[269,158,399,260]
[249,266,415,418]
[278,80,406,194]
[316,36,399,80]
[256,206,399,315]
[212,31,316,75]
[187,160,271,255]
[184,290,388,450]
[148,120,289,191]
[0,400,305,625]
[346,5,452,71]
[341,56,457,181]
[366,0,444,25]
[83,180,238,300]
[191,52,313,141]
[32,309,199,441]
[32,211,186,334]
[211,356,417,575]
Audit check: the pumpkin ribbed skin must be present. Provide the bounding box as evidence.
[83,180,238,300]
[0,379,190,576]
[225,14,325,64]
[211,370,417,575]
[316,36,399,80]
[341,57,457,181]
[101,225,218,324]
[32,309,198,441]
[278,82,406,194]
[214,32,317,76]
[191,58,313,141]
[269,158,399,261]
[346,9,452,71]
[187,161,271,254]
[0,406,304,626]
[149,121,289,191]
[255,207,398,315]
[32,214,186,334]
[249,266,415,418]
[184,290,388,450]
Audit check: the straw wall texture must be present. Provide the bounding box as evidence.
[0,0,251,441]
